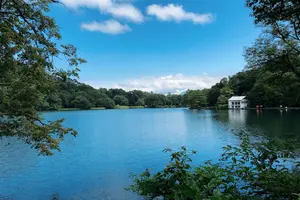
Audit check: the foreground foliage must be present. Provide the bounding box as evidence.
[0,0,85,155]
[128,133,300,199]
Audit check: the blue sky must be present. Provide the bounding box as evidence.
[51,0,261,93]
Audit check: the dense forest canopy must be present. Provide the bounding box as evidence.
[38,79,185,110]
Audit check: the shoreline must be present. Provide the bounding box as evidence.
[42,107,300,112]
[192,107,300,111]
[41,106,186,112]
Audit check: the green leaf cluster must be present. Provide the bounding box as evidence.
[0,0,86,155]
[128,133,300,200]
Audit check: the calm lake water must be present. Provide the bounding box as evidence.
[1,108,299,199]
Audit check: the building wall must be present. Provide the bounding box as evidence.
[228,100,248,109]
[240,101,248,109]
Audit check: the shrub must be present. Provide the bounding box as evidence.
[128,133,300,200]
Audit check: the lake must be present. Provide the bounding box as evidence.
[1,108,299,199]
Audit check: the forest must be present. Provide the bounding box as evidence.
[42,56,300,111]
[37,79,185,110]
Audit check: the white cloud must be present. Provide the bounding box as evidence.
[85,74,220,94]
[106,4,144,23]
[147,4,214,24]
[60,0,144,23]
[81,20,131,35]
[60,0,111,9]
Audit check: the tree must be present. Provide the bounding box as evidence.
[72,96,92,110]
[113,95,129,106]
[145,94,167,108]
[127,90,145,106]
[107,88,127,98]
[37,93,62,111]
[207,87,220,106]
[96,97,115,109]
[59,90,73,108]
[206,78,229,106]
[167,94,183,107]
[217,87,233,107]
[246,0,300,30]
[0,0,86,155]
[228,70,258,96]
[244,0,300,107]
[135,98,145,106]
[184,90,208,109]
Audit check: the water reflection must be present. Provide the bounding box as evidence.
[228,110,247,126]
[1,108,300,199]
[213,109,300,141]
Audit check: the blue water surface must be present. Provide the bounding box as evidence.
[2,108,296,199]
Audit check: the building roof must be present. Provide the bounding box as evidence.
[228,96,247,101]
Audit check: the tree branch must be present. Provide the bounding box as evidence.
[273,22,300,54]
[292,21,300,41]
[11,0,40,38]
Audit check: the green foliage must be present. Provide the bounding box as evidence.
[37,93,62,111]
[217,86,233,108]
[127,90,146,106]
[96,97,115,109]
[135,98,145,106]
[144,93,183,108]
[229,70,258,96]
[0,0,86,155]
[167,93,184,107]
[107,88,127,99]
[184,89,208,109]
[113,95,129,106]
[128,133,300,200]
[207,87,221,106]
[72,95,92,110]
[145,93,167,108]
[220,133,300,199]
[246,0,300,29]
[244,0,300,107]
[36,78,185,111]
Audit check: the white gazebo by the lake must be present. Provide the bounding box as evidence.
[228,96,248,109]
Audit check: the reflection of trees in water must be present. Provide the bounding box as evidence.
[0,137,38,176]
[213,110,300,142]
[245,110,300,141]
[0,138,39,199]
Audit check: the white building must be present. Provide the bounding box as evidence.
[228,96,248,109]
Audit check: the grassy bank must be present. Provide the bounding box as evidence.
[58,108,81,111]
[114,105,130,109]
[129,106,145,109]
[90,107,106,110]
[114,105,145,109]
